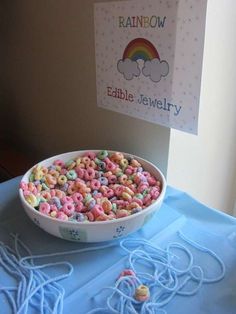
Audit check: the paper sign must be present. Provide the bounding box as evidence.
[94,0,207,134]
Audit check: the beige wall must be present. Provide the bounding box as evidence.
[1,0,170,175]
[167,0,236,214]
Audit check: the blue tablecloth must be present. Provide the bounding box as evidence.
[0,177,236,313]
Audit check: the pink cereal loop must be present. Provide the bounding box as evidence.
[106,162,116,171]
[39,202,51,215]
[103,188,114,198]
[62,203,75,216]
[75,201,84,212]
[20,181,28,191]
[72,192,83,203]
[86,211,95,221]
[91,205,104,218]
[84,151,96,160]
[56,211,68,221]
[76,167,85,179]
[61,196,73,205]
[90,179,101,190]
[53,159,65,168]
[137,183,149,193]
[148,176,157,186]
[108,174,117,184]
[84,167,95,181]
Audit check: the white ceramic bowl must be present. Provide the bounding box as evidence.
[19,150,166,242]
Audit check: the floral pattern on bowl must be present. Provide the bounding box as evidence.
[59,227,87,242]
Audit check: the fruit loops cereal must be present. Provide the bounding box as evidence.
[20,151,162,222]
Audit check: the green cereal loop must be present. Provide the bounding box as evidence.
[65,159,74,168]
[97,150,108,160]
[39,196,47,203]
[135,193,144,199]
[112,203,117,212]
[94,158,102,165]
[40,176,45,183]
[84,193,92,204]
[42,183,50,190]
[121,166,127,172]
[66,170,77,180]
[142,189,149,196]
[29,173,35,182]
[116,172,123,177]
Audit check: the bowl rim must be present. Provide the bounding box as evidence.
[19,149,166,226]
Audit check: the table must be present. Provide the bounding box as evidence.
[1,177,236,314]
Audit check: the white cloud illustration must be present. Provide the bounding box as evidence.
[142,58,169,82]
[117,58,141,80]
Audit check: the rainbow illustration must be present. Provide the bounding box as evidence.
[122,38,160,62]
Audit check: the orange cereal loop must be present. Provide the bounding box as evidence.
[115,152,124,160]
[124,186,134,196]
[101,199,112,213]
[45,174,57,186]
[67,161,76,170]
[28,182,36,192]
[110,152,124,163]
[104,171,113,178]
[49,169,60,178]
[37,184,42,192]
[75,181,85,189]
[125,179,133,187]
[131,159,141,167]
[88,160,96,169]
[96,214,109,221]
[67,185,77,195]
[41,191,51,201]
[116,209,130,218]
[41,167,48,175]
[77,163,85,169]
[80,187,91,194]
[119,174,128,185]
[127,202,141,210]
[55,189,65,198]
[82,156,91,165]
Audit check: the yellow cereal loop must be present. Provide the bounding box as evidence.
[121,192,132,201]
[34,171,44,180]
[120,158,129,168]
[57,175,67,185]
[76,158,81,166]
[33,165,42,174]
[25,193,39,207]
